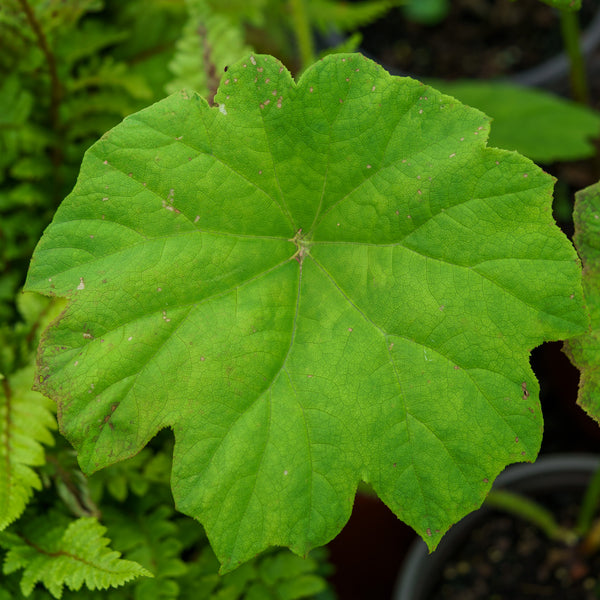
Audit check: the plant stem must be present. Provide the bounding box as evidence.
[288,0,315,70]
[485,489,577,546]
[574,463,600,554]
[560,8,590,105]
[576,462,600,535]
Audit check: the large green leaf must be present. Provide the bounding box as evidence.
[24,53,586,571]
[564,181,600,422]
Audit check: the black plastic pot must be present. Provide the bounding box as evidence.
[393,454,600,600]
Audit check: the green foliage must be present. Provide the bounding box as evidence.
[0,293,65,531]
[103,501,190,599]
[0,514,152,598]
[432,81,600,163]
[0,0,185,321]
[402,0,448,25]
[167,0,252,100]
[305,0,405,34]
[178,546,331,600]
[564,182,600,423]
[0,366,56,531]
[24,52,586,571]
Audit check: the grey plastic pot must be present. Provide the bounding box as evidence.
[393,454,600,600]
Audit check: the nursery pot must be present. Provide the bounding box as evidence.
[393,454,600,600]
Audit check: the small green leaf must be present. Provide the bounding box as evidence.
[564,181,600,423]
[432,81,600,163]
[25,53,586,570]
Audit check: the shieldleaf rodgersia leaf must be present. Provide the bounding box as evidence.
[24,53,586,571]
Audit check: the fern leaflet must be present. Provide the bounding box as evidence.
[0,516,151,598]
[0,367,56,531]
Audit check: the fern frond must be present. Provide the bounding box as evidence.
[0,516,152,598]
[205,0,267,24]
[54,20,128,66]
[0,75,33,132]
[103,503,187,599]
[0,75,34,177]
[307,0,404,34]
[22,0,104,38]
[0,366,56,531]
[67,58,153,100]
[0,1,38,70]
[86,450,152,503]
[166,0,251,101]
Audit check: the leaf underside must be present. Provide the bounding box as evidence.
[25,53,586,571]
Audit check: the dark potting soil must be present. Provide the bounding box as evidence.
[357,0,597,81]
[432,491,600,599]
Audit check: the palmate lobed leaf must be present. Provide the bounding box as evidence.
[24,53,586,571]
